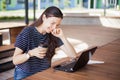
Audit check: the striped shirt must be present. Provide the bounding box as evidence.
[15,26,63,74]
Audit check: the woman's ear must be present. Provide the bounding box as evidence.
[42,14,46,21]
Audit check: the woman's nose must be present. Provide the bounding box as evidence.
[52,25,57,30]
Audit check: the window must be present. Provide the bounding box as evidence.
[41,0,46,2]
[49,0,53,3]
[17,0,24,4]
[108,0,117,8]
[6,0,11,5]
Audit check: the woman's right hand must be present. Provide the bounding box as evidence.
[28,47,47,59]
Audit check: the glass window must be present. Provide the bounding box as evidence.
[6,0,11,4]
[49,0,53,3]
[41,0,46,2]
[17,0,24,4]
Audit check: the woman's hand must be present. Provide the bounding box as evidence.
[51,28,64,38]
[28,47,47,59]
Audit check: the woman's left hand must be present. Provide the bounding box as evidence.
[51,28,64,38]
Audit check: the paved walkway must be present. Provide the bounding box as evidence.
[0,9,120,18]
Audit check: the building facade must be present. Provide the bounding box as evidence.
[0,0,120,11]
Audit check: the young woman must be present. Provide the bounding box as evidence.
[13,6,77,80]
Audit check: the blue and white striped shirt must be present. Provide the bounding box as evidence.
[15,26,63,74]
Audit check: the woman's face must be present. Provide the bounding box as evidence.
[42,15,62,33]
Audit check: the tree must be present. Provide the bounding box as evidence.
[1,0,6,11]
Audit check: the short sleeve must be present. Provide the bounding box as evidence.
[14,27,29,52]
[56,37,64,47]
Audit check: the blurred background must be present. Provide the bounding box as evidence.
[0,0,120,46]
[0,0,120,19]
[0,1,120,80]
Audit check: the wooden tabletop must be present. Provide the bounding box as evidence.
[0,22,25,30]
[23,39,120,80]
[23,68,89,80]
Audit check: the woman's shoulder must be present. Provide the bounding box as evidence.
[24,26,35,31]
[21,26,35,33]
[17,26,34,37]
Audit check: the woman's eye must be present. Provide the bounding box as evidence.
[51,22,55,25]
[56,25,60,28]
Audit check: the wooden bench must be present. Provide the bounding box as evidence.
[0,44,15,72]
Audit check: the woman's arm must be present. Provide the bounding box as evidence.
[13,47,47,65]
[51,28,77,58]
[59,36,77,58]
[13,47,30,65]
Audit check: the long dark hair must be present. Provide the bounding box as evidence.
[29,6,63,27]
[29,6,63,60]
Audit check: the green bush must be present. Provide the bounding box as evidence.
[0,16,24,21]
[1,0,6,11]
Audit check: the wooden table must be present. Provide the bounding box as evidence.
[24,68,90,80]
[23,39,120,80]
[0,23,25,43]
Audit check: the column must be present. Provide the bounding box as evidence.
[38,0,41,10]
[93,0,97,9]
[88,0,91,9]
